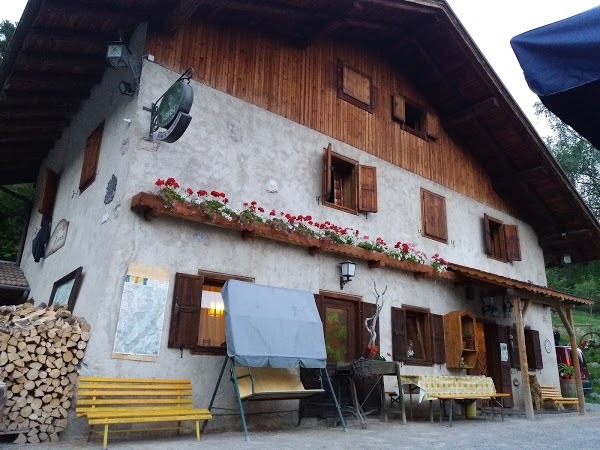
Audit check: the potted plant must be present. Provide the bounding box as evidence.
[558,363,577,398]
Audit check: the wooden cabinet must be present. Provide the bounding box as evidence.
[443,310,478,369]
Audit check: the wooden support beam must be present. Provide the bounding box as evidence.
[44,0,147,23]
[512,293,534,420]
[566,308,586,415]
[521,299,530,319]
[10,71,101,86]
[443,97,499,128]
[556,307,574,337]
[359,0,439,15]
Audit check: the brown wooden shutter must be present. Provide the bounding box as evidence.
[425,112,440,141]
[79,122,104,193]
[509,326,520,370]
[322,144,332,202]
[358,165,378,213]
[392,95,406,123]
[361,301,380,352]
[431,314,445,364]
[391,307,407,361]
[421,189,448,242]
[503,224,522,261]
[525,329,543,370]
[38,169,59,217]
[168,273,203,349]
[483,214,493,256]
[468,321,487,376]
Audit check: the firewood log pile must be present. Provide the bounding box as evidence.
[0,302,90,443]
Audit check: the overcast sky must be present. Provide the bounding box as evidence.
[1,0,599,136]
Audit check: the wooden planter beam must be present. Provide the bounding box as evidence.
[130,192,457,283]
[511,292,534,420]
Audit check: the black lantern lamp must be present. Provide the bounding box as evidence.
[106,40,141,96]
[339,261,357,290]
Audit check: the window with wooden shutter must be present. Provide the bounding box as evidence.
[337,60,374,112]
[392,94,430,140]
[38,169,59,218]
[483,214,521,263]
[421,189,448,243]
[168,273,202,349]
[432,314,446,364]
[169,270,253,355]
[425,112,440,141]
[358,165,377,213]
[504,224,521,261]
[525,328,543,370]
[322,144,376,215]
[391,307,407,362]
[392,305,434,365]
[79,122,104,193]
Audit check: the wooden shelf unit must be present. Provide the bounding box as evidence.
[443,310,478,369]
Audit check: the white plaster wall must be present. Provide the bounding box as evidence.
[21,55,558,436]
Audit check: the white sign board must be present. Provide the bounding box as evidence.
[500,343,509,362]
[45,219,69,257]
[112,263,170,362]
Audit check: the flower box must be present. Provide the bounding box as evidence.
[130,192,452,281]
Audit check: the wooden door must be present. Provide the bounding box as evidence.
[468,321,487,375]
[323,298,359,363]
[484,323,514,408]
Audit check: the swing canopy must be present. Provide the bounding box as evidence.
[221,280,326,369]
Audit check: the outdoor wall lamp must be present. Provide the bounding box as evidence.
[561,254,572,265]
[106,40,141,96]
[339,261,356,290]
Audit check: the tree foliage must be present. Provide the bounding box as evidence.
[0,184,34,261]
[0,19,16,64]
[535,102,600,218]
[537,103,600,304]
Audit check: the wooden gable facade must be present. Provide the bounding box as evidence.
[146,23,510,214]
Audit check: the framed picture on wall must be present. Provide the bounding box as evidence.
[49,266,84,312]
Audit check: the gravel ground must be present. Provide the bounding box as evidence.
[6,406,600,450]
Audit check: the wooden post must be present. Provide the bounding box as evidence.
[566,308,586,415]
[512,293,534,420]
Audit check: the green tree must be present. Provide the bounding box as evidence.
[0,184,34,261]
[0,19,16,64]
[538,103,600,304]
[535,103,600,218]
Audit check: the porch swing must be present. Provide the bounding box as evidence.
[202,280,347,440]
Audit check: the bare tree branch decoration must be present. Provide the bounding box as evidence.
[365,281,387,348]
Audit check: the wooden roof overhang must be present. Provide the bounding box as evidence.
[2,0,600,267]
[448,262,593,309]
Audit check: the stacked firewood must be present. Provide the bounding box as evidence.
[0,303,90,443]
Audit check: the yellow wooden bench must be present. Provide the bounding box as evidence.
[540,385,580,411]
[76,377,212,449]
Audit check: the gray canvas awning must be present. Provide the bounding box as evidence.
[222,280,326,368]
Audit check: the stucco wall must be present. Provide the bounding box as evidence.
[21,55,559,436]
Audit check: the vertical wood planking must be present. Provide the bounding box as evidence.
[146,24,510,213]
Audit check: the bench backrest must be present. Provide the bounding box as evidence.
[540,385,562,397]
[76,377,194,417]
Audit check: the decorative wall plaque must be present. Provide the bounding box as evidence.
[45,219,69,258]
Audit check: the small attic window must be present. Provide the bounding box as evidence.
[405,102,425,132]
[337,60,374,113]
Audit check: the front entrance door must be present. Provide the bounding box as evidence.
[484,323,514,408]
[323,297,360,363]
